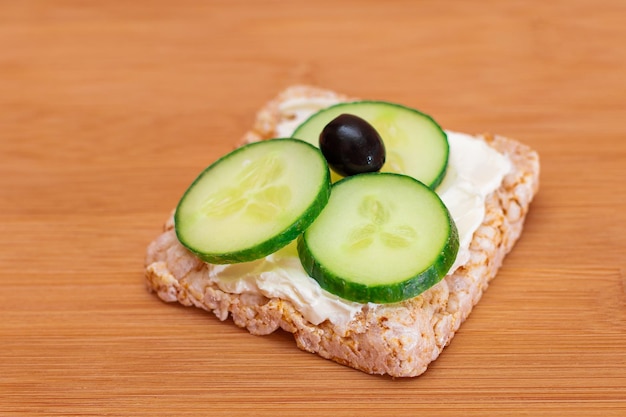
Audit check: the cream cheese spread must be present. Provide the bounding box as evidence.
[274,96,343,138]
[207,98,511,329]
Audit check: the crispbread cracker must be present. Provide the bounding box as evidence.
[145,85,540,377]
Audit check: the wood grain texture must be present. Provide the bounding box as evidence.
[1,1,625,416]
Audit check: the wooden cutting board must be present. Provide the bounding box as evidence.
[1,1,625,416]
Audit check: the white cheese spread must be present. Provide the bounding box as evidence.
[207,98,511,329]
[274,96,343,138]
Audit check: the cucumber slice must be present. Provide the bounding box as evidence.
[297,173,459,304]
[292,101,449,189]
[175,138,331,264]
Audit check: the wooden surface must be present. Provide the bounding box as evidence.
[2,1,625,416]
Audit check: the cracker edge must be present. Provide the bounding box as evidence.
[145,85,540,377]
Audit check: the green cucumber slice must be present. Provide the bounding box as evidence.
[292,101,449,189]
[297,173,459,304]
[175,138,331,264]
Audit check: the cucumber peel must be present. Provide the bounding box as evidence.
[297,173,459,304]
[175,138,331,264]
[174,101,457,304]
[292,100,449,189]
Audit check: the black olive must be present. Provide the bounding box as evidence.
[319,114,386,177]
